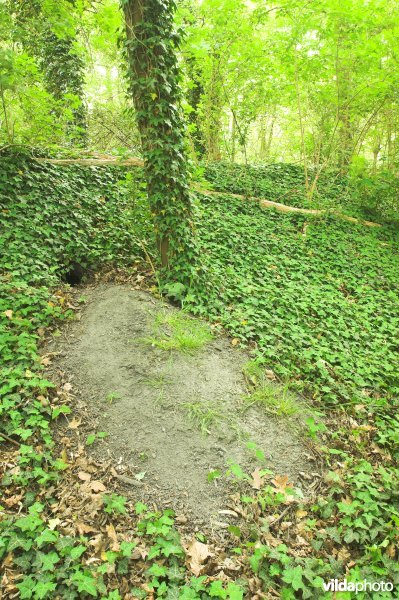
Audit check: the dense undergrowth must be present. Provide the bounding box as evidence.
[203,161,399,223]
[1,152,399,598]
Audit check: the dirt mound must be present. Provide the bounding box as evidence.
[48,284,315,527]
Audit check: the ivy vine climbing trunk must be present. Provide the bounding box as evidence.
[122,0,196,277]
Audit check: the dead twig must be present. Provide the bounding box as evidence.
[0,431,21,447]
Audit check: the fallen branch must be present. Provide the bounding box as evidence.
[35,158,382,228]
[36,157,144,167]
[194,186,382,228]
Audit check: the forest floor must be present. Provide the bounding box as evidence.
[46,283,314,530]
[2,156,399,599]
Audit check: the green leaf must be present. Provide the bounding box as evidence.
[71,571,98,597]
[33,581,57,600]
[282,566,305,591]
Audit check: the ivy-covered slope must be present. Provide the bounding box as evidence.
[0,154,149,450]
[193,192,399,407]
[0,154,151,287]
[202,161,399,223]
[189,190,399,593]
[202,162,347,208]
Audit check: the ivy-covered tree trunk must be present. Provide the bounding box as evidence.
[122,0,196,275]
[11,0,87,145]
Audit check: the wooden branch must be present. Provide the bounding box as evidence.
[194,186,382,228]
[0,431,20,447]
[36,157,144,167]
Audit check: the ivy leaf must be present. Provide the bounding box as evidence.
[282,566,305,591]
[17,576,35,599]
[70,544,87,560]
[39,551,60,571]
[33,581,57,600]
[36,529,59,548]
[71,571,98,597]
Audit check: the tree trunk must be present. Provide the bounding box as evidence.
[231,111,236,162]
[203,52,223,161]
[122,0,196,275]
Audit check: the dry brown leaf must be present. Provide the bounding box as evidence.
[296,535,310,546]
[337,547,351,564]
[251,467,263,490]
[106,523,120,551]
[90,533,107,555]
[271,474,292,494]
[4,494,23,507]
[2,553,13,567]
[78,471,91,482]
[4,310,13,319]
[90,480,106,493]
[187,539,211,576]
[69,417,82,429]
[265,369,276,380]
[75,521,98,536]
[131,547,145,560]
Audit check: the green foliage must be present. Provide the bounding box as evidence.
[186,170,399,598]
[191,190,399,408]
[349,169,399,223]
[134,504,244,598]
[184,400,221,434]
[0,152,152,287]
[38,31,87,145]
[243,360,303,417]
[203,161,348,209]
[250,544,330,599]
[1,0,88,146]
[244,384,301,417]
[85,431,108,446]
[102,493,127,515]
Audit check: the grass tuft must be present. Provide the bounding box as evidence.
[184,400,221,434]
[243,360,302,417]
[143,310,213,353]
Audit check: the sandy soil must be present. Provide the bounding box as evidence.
[47,284,315,528]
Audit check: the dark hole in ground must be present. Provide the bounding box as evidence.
[63,262,86,286]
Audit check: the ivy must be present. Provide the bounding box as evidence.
[121,0,203,292]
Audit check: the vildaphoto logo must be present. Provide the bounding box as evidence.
[323,579,394,593]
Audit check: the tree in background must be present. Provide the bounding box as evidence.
[2,0,87,146]
[39,29,87,145]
